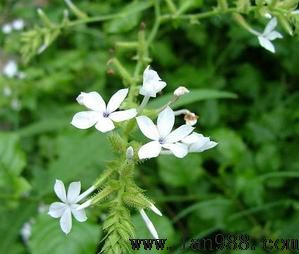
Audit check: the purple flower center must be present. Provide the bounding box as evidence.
[103,112,109,118]
[158,138,165,144]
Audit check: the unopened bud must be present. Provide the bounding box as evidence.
[174,86,190,97]
[184,112,198,126]
[126,146,134,160]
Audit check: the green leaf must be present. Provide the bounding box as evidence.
[212,128,247,165]
[29,214,100,254]
[0,202,36,253]
[148,89,237,109]
[104,1,151,33]
[0,133,26,176]
[158,154,203,187]
[33,130,113,196]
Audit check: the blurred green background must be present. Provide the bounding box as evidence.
[1,0,299,254]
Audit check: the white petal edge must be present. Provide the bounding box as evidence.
[157,107,175,138]
[67,181,81,203]
[106,88,129,113]
[266,31,283,40]
[136,116,159,140]
[162,143,188,158]
[48,202,66,218]
[166,125,194,143]
[60,208,72,234]
[140,209,159,239]
[109,109,137,122]
[182,132,203,144]
[138,141,161,160]
[258,36,275,53]
[71,111,99,129]
[264,17,277,35]
[54,180,67,202]
[76,92,106,112]
[95,117,115,133]
[71,205,87,222]
[190,140,218,153]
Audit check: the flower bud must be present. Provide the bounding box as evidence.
[184,112,198,126]
[126,146,134,160]
[174,86,190,97]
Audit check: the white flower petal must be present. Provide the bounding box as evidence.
[182,133,203,144]
[60,208,72,234]
[95,117,115,133]
[2,24,12,34]
[266,31,283,40]
[190,140,218,153]
[140,66,166,97]
[138,141,161,159]
[162,143,188,158]
[71,111,99,129]
[71,205,87,222]
[263,18,277,35]
[109,109,137,122]
[48,202,66,218]
[106,88,128,113]
[143,66,161,85]
[67,181,81,203]
[136,116,159,140]
[3,60,18,77]
[76,92,106,112]
[140,209,159,239]
[157,107,175,138]
[54,180,67,202]
[12,19,25,30]
[165,125,194,143]
[258,36,275,53]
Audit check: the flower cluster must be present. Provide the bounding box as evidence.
[2,19,25,34]
[49,66,217,238]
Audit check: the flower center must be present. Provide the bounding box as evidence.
[103,112,109,118]
[158,138,165,144]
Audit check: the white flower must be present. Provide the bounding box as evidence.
[20,220,33,244]
[139,66,166,98]
[182,132,217,153]
[173,86,189,97]
[140,203,162,239]
[136,107,194,159]
[257,17,283,53]
[11,98,21,111]
[71,89,137,133]
[3,86,12,97]
[48,180,95,234]
[12,19,25,30]
[3,60,18,78]
[2,24,12,34]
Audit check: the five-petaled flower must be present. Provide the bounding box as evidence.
[257,17,283,53]
[71,88,137,133]
[136,107,194,159]
[48,180,95,234]
[182,132,217,153]
[139,66,166,98]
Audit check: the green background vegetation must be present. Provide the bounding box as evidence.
[1,0,299,253]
